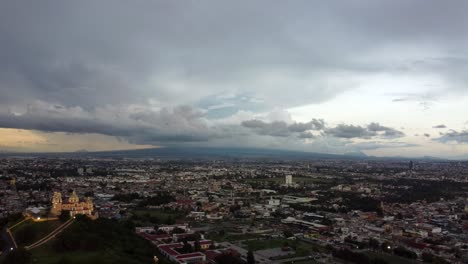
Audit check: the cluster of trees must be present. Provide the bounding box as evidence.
[111,192,141,202]
[130,212,177,225]
[382,179,466,204]
[214,252,243,264]
[138,193,175,207]
[339,193,383,214]
[0,213,23,228]
[421,252,451,264]
[178,239,204,254]
[332,248,388,264]
[393,246,418,259]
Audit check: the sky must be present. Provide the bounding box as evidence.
[1,0,468,158]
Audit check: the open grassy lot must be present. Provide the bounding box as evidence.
[11,220,61,247]
[207,232,265,242]
[24,216,159,264]
[243,238,291,251]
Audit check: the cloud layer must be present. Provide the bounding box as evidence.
[0,1,468,155]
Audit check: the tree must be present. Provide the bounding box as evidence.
[194,240,201,252]
[215,253,242,264]
[209,241,216,249]
[247,250,256,264]
[182,239,193,253]
[283,230,294,238]
[422,252,434,263]
[172,227,185,234]
[218,229,225,237]
[59,211,70,222]
[369,238,380,251]
[393,246,417,259]
[165,216,176,225]
[381,241,392,253]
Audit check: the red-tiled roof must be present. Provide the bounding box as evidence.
[139,232,171,241]
[158,243,183,256]
[175,252,205,259]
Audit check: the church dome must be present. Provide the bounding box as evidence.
[69,190,80,203]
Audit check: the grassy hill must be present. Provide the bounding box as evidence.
[2,216,157,264]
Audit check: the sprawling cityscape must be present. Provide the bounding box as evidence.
[0,154,467,263]
[2,0,468,263]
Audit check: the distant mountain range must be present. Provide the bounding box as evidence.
[0,147,460,161]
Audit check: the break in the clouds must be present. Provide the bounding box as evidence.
[0,0,468,156]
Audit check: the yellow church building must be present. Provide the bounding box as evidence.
[51,191,98,219]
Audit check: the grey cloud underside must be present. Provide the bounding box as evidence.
[345,141,419,151]
[325,123,405,139]
[433,124,447,129]
[435,130,468,143]
[1,0,468,112]
[242,120,404,140]
[1,0,467,153]
[241,119,324,138]
[0,105,215,144]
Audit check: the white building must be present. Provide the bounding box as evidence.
[285,175,293,185]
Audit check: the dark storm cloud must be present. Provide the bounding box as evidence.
[325,123,405,139]
[0,104,215,144]
[0,0,467,147]
[433,124,447,128]
[242,119,405,140]
[435,130,468,143]
[1,0,468,109]
[289,119,325,132]
[367,122,405,138]
[241,119,324,137]
[325,125,374,139]
[298,132,316,139]
[346,141,418,151]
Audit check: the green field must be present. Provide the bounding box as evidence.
[243,238,291,251]
[11,220,61,247]
[207,232,264,242]
[242,238,321,259]
[2,216,160,264]
[30,242,116,264]
[30,241,164,264]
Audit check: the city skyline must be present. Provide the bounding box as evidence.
[1,1,468,158]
